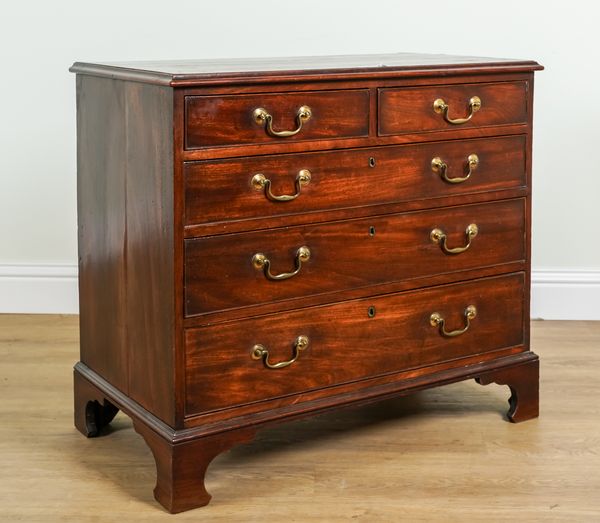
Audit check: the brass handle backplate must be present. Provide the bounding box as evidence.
[430,223,478,255]
[431,154,479,184]
[252,335,309,369]
[251,169,311,202]
[433,96,481,125]
[252,246,311,281]
[253,105,312,137]
[430,305,477,337]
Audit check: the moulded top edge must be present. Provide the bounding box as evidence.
[69,52,543,86]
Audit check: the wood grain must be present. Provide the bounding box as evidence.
[71,55,541,513]
[69,52,542,86]
[76,75,128,393]
[184,198,526,316]
[379,81,528,135]
[184,89,370,148]
[184,273,525,413]
[76,77,178,426]
[477,358,539,422]
[175,72,534,162]
[0,315,596,521]
[132,419,256,513]
[184,134,526,227]
[123,81,177,426]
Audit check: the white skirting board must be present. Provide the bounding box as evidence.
[0,264,599,320]
[529,269,600,321]
[0,264,79,314]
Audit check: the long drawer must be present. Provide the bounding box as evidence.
[378,81,528,135]
[184,198,525,316]
[184,135,526,226]
[185,273,525,414]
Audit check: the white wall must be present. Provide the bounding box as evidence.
[1,0,599,318]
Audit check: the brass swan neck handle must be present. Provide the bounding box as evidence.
[433,96,481,125]
[252,246,311,281]
[430,223,479,255]
[251,169,311,202]
[253,106,312,137]
[430,305,477,337]
[431,154,479,184]
[251,335,310,369]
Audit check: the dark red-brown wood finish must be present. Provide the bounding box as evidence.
[71,52,542,513]
[185,273,526,414]
[75,76,177,425]
[184,198,526,316]
[378,81,528,135]
[184,134,526,227]
[185,89,370,148]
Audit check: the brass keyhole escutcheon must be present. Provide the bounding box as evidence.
[369,157,376,168]
[369,226,376,237]
[368,306,376,318]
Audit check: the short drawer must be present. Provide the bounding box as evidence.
[184,89,370,149]
[184,198,525,316]
[184,135,526,226]
[379,81,528,135]
[185,273,525,414]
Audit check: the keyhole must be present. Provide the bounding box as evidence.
[368,306,376,318]
[369,157,376,168]
[369,225,376,237]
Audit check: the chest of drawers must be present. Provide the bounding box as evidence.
[71,53,542,513]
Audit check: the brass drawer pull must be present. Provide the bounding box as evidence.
[431,154,479,184]
[430,305,477,337]
[251,169,311,202]
[253,105,312,137]
[430,223,478,255]
[252,246,311,281]
[433,96,481,125]
[252,335,309,369]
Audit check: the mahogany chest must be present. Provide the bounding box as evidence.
[71,53,543,513]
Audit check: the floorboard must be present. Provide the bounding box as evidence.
[1,315,599,521]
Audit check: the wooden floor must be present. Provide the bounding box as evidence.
[1,316,599,522]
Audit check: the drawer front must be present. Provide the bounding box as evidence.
[185,89,370,149]
[379,81,528,135]
[185,273,525,414]
[185,135,526,226]
[185,199,525,316]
